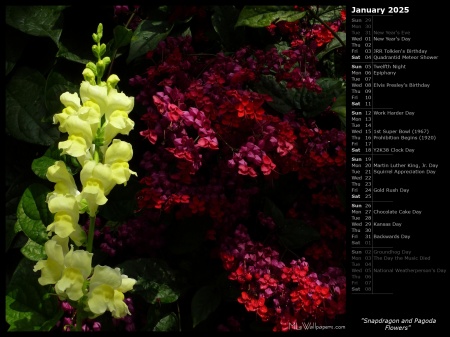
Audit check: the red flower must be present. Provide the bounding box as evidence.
[189,196,206,214]
[313,24,335,47]
[238,161,258,178]
[167,103,183,122]
[261,155,276,175]
[140,129,158,144]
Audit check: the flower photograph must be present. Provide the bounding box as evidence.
[5,5,346,332]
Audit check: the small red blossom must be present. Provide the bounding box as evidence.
[312,24,335,47]
[140,129,158,144]
[189,196,206,214]
[260,155,276,175]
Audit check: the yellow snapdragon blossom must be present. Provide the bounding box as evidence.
[55,74,134,163]
[46,161,86,245]
[79,75,134,123]
[55,93,102,160]
[34,235,69,285]
[86,265,136,318]
[104,139,137,185]
[78,161,117,216]
[55,245,93,301]
[46,161,78,196]
[103,110,135,150]
[46,194,86,246]
[80,77,134,151]
[34,237,93,301]
[77,141,136,216]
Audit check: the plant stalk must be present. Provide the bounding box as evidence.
[87,216,96,253]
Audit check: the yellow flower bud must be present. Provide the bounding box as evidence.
[82,68,96,85]
[106,74,120,88]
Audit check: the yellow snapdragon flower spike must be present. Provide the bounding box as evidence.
[86,265,136,318]
[34,24,137,327]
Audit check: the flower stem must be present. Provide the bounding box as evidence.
[87,216,96,253]
[107,9,137,78]
[75,308,83,331]
[177,301,182,332]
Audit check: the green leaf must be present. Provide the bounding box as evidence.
[5,25,28,76]
[17,184,52,245]
[252,76,345,118]
[279,219,320,249]
[215,272,241,302]
[6,173,36,215]
[126,20,174,64]
[45,63,81,116]
[211,6,241,50]
[6,66,60,146]
[191,285,221,328]
[181,27,192,37]
[5,6,66,45]
[301,77,345,118]
[6,258,63,331]
[313,5,346,23]
[31,143,81,180]
[14,220,22,234]
[153,313,178,332]
[263,197,285,227]
[272,40,291,53]
[235,6,306,28]
[113,25,133,49]
[317,32,346,60]
[56,41,92,64]
[32,155,58,180]
[252,75,298,114]
[331,91,346,127]
[20,238,46,261]
[117,258,180,304]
